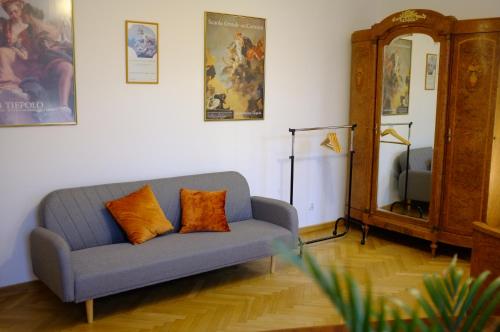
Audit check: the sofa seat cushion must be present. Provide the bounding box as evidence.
[71,219,291,302]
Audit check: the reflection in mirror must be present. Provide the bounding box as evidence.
[377,33,440,221]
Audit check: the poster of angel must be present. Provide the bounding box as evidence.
[126,20,158,84]
[382,38,412,116]
[204,12,265,121]
[0,0,75,127]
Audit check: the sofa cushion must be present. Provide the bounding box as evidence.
[71,219,291,302]
[42,172,253,251]
[179,188,230,233]
[106,185,174,245]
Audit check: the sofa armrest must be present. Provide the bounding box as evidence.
[30,227,74,302]
[251,196,299,247]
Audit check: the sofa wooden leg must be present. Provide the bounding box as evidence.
[85,299,93,323]
[270,256,276,274]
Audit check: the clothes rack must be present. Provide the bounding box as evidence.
[288,124,366,256]
[379,122,423,217]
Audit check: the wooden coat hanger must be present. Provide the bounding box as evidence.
[381,128,411,145]
[321,132,342,153]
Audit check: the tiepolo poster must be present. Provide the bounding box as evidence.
[204,12,265,121]
[0,0,76,127]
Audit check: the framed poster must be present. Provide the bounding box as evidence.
[126,20,159,84]
[204,12,265,121]
[0,0,76,127]
[382,38,412,116]
[425,53,437,90]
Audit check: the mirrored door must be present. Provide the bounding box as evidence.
[376,33,440,221]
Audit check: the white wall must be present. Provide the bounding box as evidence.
[0,0,374,287]
[377,34,439,207]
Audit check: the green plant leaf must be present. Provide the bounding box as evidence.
[330,267,350,323]
[395,300,429,332]
[443,273,455,300]
[453,278,472,330]
[411,289,444,331]
[436,277,453,313]
[346,272,364,332]
[423,275,452,329]
[375,297,388,332]
[410,308,429,332]
[363,282,373,332]
[389,306,405,332]
[461,276,500,332]
[274,241,305,271]
[455,271,490,328]
[472,289,500,332]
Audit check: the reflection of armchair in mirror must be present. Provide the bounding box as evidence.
[396,147,433,217]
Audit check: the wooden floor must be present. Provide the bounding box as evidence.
[0,226,472,332]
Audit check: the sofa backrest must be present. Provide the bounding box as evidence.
[398,147,433,172]
[41,171,253,251]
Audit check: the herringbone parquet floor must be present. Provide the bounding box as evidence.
[0,227,473,332]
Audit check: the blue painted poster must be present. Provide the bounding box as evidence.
[126,20,158,84]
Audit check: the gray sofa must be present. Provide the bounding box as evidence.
[30,171,298,323]
[398,147,433,202]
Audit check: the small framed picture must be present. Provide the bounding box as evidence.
[126,20,159,84]
[425,53,437,90]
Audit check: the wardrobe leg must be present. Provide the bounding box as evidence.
[361,225,369,245]
[430,241,438,257]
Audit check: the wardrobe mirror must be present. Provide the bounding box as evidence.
[376,33,440,221]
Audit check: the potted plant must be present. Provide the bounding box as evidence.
[277,245,500,332]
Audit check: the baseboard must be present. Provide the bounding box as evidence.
[0,280,42,296]
[299,221,335,236]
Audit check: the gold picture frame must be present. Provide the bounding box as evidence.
[126,20,159,84]
[0,0,77,128]
[204,12,266,121]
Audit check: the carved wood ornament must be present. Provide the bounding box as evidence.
[466,61,481,91]
[391,10,427,23]
[355,68,363,90]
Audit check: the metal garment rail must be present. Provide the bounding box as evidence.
[288,124,366,256]
[379,122,422,217]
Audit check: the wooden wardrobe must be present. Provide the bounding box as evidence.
[349,9,500,255]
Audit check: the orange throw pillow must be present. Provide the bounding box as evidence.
[179,188,230,233]
[106,185,173,244]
